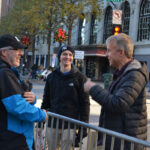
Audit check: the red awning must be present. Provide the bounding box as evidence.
[84,50,107,57]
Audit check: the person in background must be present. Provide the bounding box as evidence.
[31,64,37,79]
[0,34,48,150]
[84,33,148,150]
[41,45,90,150]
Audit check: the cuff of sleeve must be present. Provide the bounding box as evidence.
[89,85,103,103]
[39,110,46,122]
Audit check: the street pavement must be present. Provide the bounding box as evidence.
[30,79,150,145]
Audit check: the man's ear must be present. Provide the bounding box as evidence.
[1,50,7,57]
[120,49,125,56]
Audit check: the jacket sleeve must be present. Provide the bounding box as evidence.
[1,70,46,122]
[41,76,51,110]
[90,70,147,113]
[2,95,46,122]
[78,75,90,123]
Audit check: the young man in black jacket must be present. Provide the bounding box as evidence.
[41,45,90,150]
[84,33,148,150]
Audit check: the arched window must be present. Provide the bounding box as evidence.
[89,13,98,44]
[78,15,86,45]
[122,1,130,34]
[103,6,113,43]
[138,0,150,41]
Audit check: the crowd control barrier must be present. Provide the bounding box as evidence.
[34,111,150,150]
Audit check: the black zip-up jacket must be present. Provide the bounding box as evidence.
[41,66,90,128]
[90,60,149,150]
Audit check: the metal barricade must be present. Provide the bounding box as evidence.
[34,111,150,150]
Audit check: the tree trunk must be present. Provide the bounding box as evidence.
[31,35,35,66]
[67,16,73,45]
[47,29,52,67]
[68,24,72,45]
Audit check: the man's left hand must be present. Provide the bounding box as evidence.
[24,92,35,103]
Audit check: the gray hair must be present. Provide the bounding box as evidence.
[0,46,13,57]
[106,33,134,59]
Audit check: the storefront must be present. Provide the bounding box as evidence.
[73,45,109,81]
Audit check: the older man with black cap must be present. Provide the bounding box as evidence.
[0,34,48,150]
[41,45,90,150]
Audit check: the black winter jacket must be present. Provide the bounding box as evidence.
[90,60,149,150]
[41,66,90,128]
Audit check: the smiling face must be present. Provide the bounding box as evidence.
[60,50,74,67]
[1,49,23,67]
[106,41,122,69]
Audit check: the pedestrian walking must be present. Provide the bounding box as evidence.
[41,45,90,150]
[84,33,148,150]
[0,34,48,150]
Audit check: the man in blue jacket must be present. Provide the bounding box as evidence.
[0,34,48,150]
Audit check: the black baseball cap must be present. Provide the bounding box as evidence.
[0,34,27,50]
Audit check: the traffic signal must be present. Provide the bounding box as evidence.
[112,25,122,35]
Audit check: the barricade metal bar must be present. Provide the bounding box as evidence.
[66,122,71,150]
[102,133,106,150]
[60,120,65,150]
[94,131,98,150]
[110,136,115,150]
[49,116,54,150]
[47,112,150,148]
[72,124,76,149]
[142,145,145,150]
[35,112,150,149]
[39,125,42,150]
[54,118,59,150]
[44,122,47,150]
[120,139,124,150]
[79,126,83,150]
[86,128,90,150]
[131,142,134,150]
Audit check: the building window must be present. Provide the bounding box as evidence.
[138,0,150,41]
[122,1,130,34]
[78,15,86,45]
[89,13,98,44]
[103,6,113,43]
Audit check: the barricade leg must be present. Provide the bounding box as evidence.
[87,130,98,150]
[46,128,74,150]
[60,129,74,150]
[46,128,61,150]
